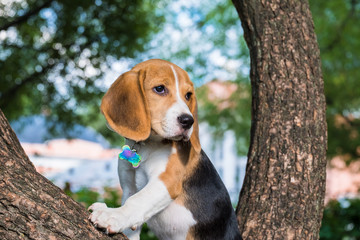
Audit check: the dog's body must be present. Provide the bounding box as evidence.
[89,59,241,240]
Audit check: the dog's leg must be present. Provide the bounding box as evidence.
[115,158,142,239]
[89,177,172,234]
[118,159,137,205]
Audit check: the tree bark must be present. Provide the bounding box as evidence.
[0,110,127,240]
[232,0,327,239]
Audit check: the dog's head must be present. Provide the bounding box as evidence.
[101,59,200,152]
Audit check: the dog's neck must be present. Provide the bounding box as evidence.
[125,135,191,152]
[125,138,144,153]
[124,136,200,172]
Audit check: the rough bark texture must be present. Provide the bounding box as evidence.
[232,0,327,239]
[0,110,127,240]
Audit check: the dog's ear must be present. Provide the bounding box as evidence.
[101,70,151,141]
[190,99,201,153]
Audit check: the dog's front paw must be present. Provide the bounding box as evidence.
[88,202,127,234]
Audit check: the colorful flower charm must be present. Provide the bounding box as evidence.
[119,145,141,168]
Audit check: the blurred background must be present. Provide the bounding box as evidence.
[0,0,359,239]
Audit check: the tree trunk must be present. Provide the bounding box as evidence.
[232,0,327,239]
[0,110,127,240]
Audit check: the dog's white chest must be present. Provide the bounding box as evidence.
[147,201,196,240]
[115,139,199,240]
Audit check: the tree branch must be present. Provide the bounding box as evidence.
[0,35,101,109]
[0,109,128,239]
[232,0,327,238]
[0,0,54,31]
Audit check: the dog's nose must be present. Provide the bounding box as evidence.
[177,114,194,130]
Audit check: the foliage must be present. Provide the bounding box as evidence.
[309,0,360,160]
[194,0,251,156]
[320,198,360,240]
[196,79,251,156]
[70,187,101,208]
[65,185,116,208]
[0,0,166,145]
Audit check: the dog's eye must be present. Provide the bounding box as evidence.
[153,85,166,95]
[185,92,192,100]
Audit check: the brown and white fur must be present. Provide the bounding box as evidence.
[89,59,241,240]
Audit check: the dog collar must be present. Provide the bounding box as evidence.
[119,144,142,168]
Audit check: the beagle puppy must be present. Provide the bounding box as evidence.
[89,59,241,240]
